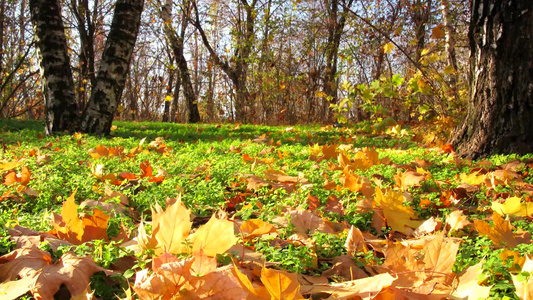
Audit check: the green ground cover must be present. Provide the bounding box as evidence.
[1,119,532,299]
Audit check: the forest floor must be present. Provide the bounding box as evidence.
[0,119,532,299]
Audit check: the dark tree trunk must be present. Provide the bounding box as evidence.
[451,0,533,158]
[324,0,353,122]
[80,0,144,134]
[171,68,181,122]
[162,67,174,122]
[29,0,78,134]
[160,0,200,123]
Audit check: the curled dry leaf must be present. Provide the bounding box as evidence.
[412,217,442,237]
[302,272,396,299]
[446,210,471,232]
[345,225,367,254]
[240,219,277,239]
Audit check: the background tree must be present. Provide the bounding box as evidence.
[451,0,532,157]
[159,0,200,123]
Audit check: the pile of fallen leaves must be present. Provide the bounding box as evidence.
[1,123,533,299]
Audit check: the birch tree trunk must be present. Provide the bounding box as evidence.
[451,0,533,157]
[29,0,78,134]
[80,0,144,134]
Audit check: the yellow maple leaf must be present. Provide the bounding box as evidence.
[446,210,471,232]
[394,170,427,191]
[261,267,303,300]
[492,197,533,217]
[152,196,192,255]
[191,215,239,257]
[374,188,422,235]
[383,42,394,54]
[459,170,487,185]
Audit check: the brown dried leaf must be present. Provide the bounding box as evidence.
[345,225,367,254]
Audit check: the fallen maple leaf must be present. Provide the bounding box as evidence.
[134,252,249,299]
[321,255,368,282]
[0,160,23,172]
[374,188,422,235]
[277,209,335,237]
[261,267,303,300]
[452,261,492,299]
[412,217,442,237]
[492,196,533,217]
[474,212,531,248]
[446,210,471,233]
[340,168,374,198]
[512,255,533,300]
[0,247,106,299]
[345,225,367,254]
[52,190,109,244]
[394,169,426,191]
[32,252,106,299]
[150,196,192,255]
[0,276,35,300]
[3,166,31,186]
[302,272,396,299]
[190,215,239,257]
[459,170,487,185]
[321,144,338,160]
[240,219,277,239]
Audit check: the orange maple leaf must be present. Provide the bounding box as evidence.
[3,166,31,186]
[474,212,531,248]
[261,267,304,300]
[52,190,109,244]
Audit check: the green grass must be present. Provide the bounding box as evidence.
[0,118,532,299]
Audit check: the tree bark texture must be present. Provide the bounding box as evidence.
[160,0,200,123]
[324,0,353,122]
[29,0,78,134]
[451,0,533,158]
[80,0,144,134]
